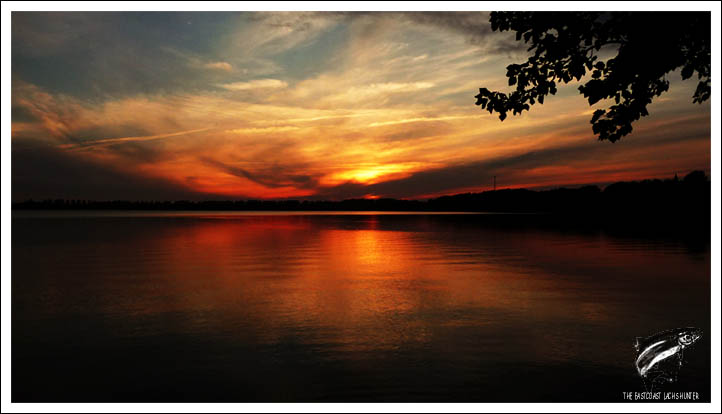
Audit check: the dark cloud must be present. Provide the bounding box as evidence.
[12,112,709,202]
[11,104,40,123]
[311,120,711,200]
[12,140,206,201]
[10,11,710,202]
[403,12,525,55]
[307,146,592,201]
[323,12,526,55]
[199,157,320,190]
[245,11,327,31]
[101,141,171,164]
[259,11,525,56]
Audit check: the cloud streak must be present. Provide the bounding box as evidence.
[219,79,289,91]
[204,61,233,71]
[11,12,711,201]
[60,128,212,150]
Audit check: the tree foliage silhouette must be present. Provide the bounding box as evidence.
[475,12,710,142]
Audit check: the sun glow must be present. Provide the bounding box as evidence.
[323,163,429,186]
[10,12,711,202]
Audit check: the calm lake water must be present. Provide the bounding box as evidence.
[12,212,711,402]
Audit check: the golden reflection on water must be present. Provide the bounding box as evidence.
[11,214,711,401]
[89,215,704,362]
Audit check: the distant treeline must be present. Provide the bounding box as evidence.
[13,171,711,217]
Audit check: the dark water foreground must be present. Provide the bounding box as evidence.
[11,212,711,402]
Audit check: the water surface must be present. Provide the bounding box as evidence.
[12,212,710,401]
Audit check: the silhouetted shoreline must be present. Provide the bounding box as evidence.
[12,172,710,219]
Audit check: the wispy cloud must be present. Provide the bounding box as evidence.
[368,115,476,127]
[11,12,711,201]
[227,126,301,134]
[59,128,212,150]
[204,61,233,72]
[219,79,288,91]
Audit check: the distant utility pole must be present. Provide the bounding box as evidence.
[493,175,496,191]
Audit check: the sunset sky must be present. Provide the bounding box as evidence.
[11,12,711,201]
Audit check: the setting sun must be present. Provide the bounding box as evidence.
[6,6,716,407]
[10,11,710,201]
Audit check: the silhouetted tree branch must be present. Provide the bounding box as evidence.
[475,12,710,142]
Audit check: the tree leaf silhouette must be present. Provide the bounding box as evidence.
[475,12,710,142]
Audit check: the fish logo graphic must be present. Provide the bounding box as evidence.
[634,327,702,391]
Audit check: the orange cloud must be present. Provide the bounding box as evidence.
[204,61,233,72]
[11,12,710,200]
